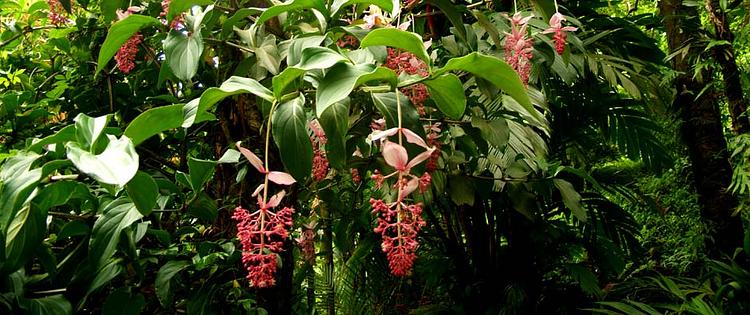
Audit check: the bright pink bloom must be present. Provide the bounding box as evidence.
[47,0,68,25]
[309,120,329,181]
[543,13,578,55]
[385,48,430,116]
[351,169,362,184]
[371,199,425,277]
[160,0,185,29]
[296,223,316,263]
[504,13,534,86]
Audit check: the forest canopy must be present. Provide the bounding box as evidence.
[1,0,750,314]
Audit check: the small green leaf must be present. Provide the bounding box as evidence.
[433,52,539,120]
[273,47,349,99]
[96,15,161,75]
[167,0,213,24]
[331,0,398,17]
[423,74,466,119]
[66,136,139,186]
[319,101,349,169]
[371,92,422,134]
[164,29,204,81]
[187,157,217,191]
[58,220,90,239]
[553,179,586,221]
[222,8,263,37]
[125,172,159,215]
[256,0,327,25]
[361,28,430,66]
[272,96,313,181]
[155,260,190,307]
[124,104,185,146]
[89,200,143,269]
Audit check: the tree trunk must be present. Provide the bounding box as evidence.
[705,0,750,134]
[660,0,744,256]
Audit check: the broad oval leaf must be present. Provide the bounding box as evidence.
[167,0,213,24]
[317,63,397,116]
[164,29,203,81]
[318,101,349,169]
[125,171,159,215]
[272,96,313,181]
[256,0,327,25]
[273,46,349,99]
[73,113,110,151]
[96,15,161,75]
[124,104,185,146]
[89,200,143,269]
[155,260,190,308]
[360,28,430,66]
[192,76,274,125]
[331,0,398,17]
[423,73,466,119]
[66,135,139,186]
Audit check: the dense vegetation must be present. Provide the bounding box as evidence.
[1,0,750,314]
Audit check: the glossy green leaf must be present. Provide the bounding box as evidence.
[192,76,274,125]
[433,52,539,120]
[331,0,398,16]
[66,135,139,186]
[82,258,124,308]
[89,200,143,269]
[423,73,466,119]
[317,63,397,116]
[73,113,110,151]
[187,157,217,191]
[449,175,475,206]
[102,288,145,315]
[272,96,313,181]
[221,8,263,37]
[273,46,349,99]
[0,152,41,232]
[28,124,76,152]
[187,192,217,222]
[124,104,185,146]
[155,260,190,307]
[164,29,203,81]
[256,0,327,25]
[58,220,90,239]
[370,92,422,134]
[96,15,161,75]
[167,0,213,24]
[360,28,430,66]
[471,117,509,148]
[286,35,326,66]
[20,295,72,315]
[125,172,159,215]
[319,101,349,169]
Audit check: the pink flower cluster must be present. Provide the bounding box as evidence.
[295,223,316,263]
[371,199,425,276]
[385,48,430,116]
[233,142,297,288]
[504,13,534,86]
[336,34,359,49]
[543,12,578,55]
[425,123,442,172]
[47,0,68,26]
[309,119,329,181]
[160,0,185,30]
[115,34,143,73]
[369,127,435,276]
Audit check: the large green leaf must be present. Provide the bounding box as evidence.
[221,8,263,37]
[360,28,430,66]
[187,157,217,191]
[0,153,42,234]
[27,124,77,152]
[102,288,145,315]
[125,172,158,215]
[370,92,421,134]
[256,0,327,25]
[192,76,274,125]
[426,0,467,44]
[81,258,125,309]
[19,295,72,315]
[316,63,397,116]
[89,200,143,269]
[124,104,185,146]
[66,135,139,186]
[471,117,509,148]
[187,192,217,222]
[73,113,110,151]
[331,0,398,17]
[433,52,539,120]
[272,96,313,181]
[318,101,349,169]
[96,15,161,75]
[273,46,349,99]
[423,74,466,119]
[553,179,586,222]
[155,260,190,307]
[164,29,203,81]
[167,0,213,24]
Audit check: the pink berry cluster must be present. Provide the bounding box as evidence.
[369,127,435,276]
[47,0,68,25]
[115,34,143,74]
[232,203,294,288]
[424,123,442,172]
[370,198,425,276]
[295,223,316,263]
[309,119,329,182]
[543,12,578,55]
[233,142,298,288]
[336,34,359,49]
[504,13,534,86]
[385,48,430,116]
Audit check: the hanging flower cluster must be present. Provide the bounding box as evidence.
[232,142,297,288]
[47,0,68,26]
[114,7,143,74]
[424,123,442,172]
[370,127,435,276]
[543,12,577,55]
[295,223,316,264]
[309,119,329,181]
[503,13,534,86]
[385,49,430,116]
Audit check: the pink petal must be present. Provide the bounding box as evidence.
[406,147,435,170]
[267,191,286,208]
[549,12,565,28]
[561,26,578,32]
[236,141,266,173]
[268,171,296,185]
[542,28,557,34]
[371,127,400,142]
[401,128,429,149]
[252,184,265,197]
[382,141,409,171]
[399,178,419,200]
